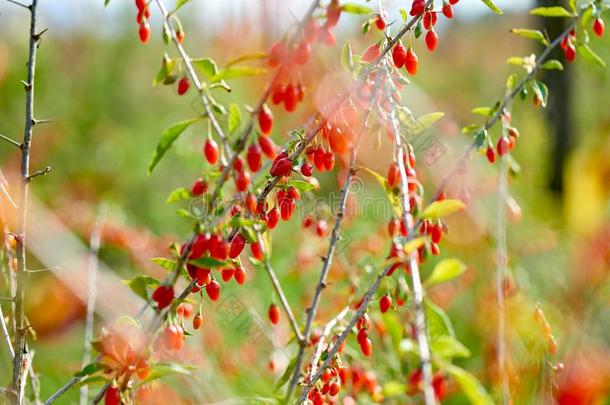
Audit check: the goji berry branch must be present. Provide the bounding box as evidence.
[256,232,305,343]
[285,120,368,400]
[306,306,350,383]
[12,0,41,402]
[153,0,230,164]
[387,82,436,405]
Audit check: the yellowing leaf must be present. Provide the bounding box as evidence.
[425,258,467,287]
[420,199,465,220]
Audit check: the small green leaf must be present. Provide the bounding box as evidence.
[403,237,426,255]
[462,124,480,134]
[123,276,161,301]
[192,58,219,78]
[148,118,200,175]
[228,103,242,133]
[445,365,494,405]
[480,0,503,15]
[104,0,111,5]
[420,199,465,220]
[359,166,401,216]
[74,362,104,378]
[471,107,492,117]
[151,258,176,271]
[341,41,354,72]
[417,112,445,130]
[341,3,373,14]
[507,56,525,66]
[529,6,573,17]
[382,381,407,397]
[474,129,488,148]
[175,0,190,11]
[399,8,408,22]
[576,43,606,67]
[510,29,548,45]
[153,56,176,86]
[189,257,227,268]
[506,74,517,91]
[425,299,455,340]
[166,187,192,204]
[430,336,471,359]
[530,80,549,107]
[542,59,564,71]
[211,67,267,82]
[274,356,298,392]
[135,363,197,386]
[288,180,317,193]
[425,258,467,287]
[225,52,267,68]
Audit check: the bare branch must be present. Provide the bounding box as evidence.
[256,231,305,344]
[12,0,40,402]
[3,0,29,9]
[25,166,51,182]
[0,133,21,148]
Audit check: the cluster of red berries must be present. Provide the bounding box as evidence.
[277,186,301,222]
[487,126,520,163]
[302,216,328,238]
[560,29,578,62]
[392,41,419,75]
[356,314,373,356]
[135,0,151,44]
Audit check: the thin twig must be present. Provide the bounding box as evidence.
[154,0,230,165]
[79,204,107,405]
[12,1,40,402]
[256,231,304,343]
[3,0,29,9]
[0,304,15,358]
[0,133,21,148]
[25,166,51,182]
[285,122,367,400]
[307,306,349,380]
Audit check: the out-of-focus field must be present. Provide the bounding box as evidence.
[0,1,609,403]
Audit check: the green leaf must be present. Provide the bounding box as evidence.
[430,336,471,359]
[529,6,573,17]
[104,0,111,5]
[166,187,192,204]
[288,180,317,193]
[542,59,564,71]
[445,364,494,405]
[417,112,445,130]
[510,29,548,45]
[153,56,176,86]
[274,356,298,392]
[147,118,200,175]
[399,8,408,22]
[228,103,242,133]
[341,41,354,72]
[471,107,492,117]
[358,166,401,216]
[506,74,517,91]
[341,3,373,14]
[192,58,219,78]
[382,381,407,397]
[74,362,104,378]
[403,237,426,255]
[576,43,606,67]
[123,276,161,301]
[225,52,267,68]
[420,199,465,220]
[189,257,227,268]
[506,56,525,66]
[151,258,176,271]
[135,363,197,386]
[175,0,190,11]
[474,129,488,148]
[425,299,455,339]
[425,258,467,287]
[211,67,267,82]
[480,0,503,15]
[531,80,549,108]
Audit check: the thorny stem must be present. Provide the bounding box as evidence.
[256,232,305,344]
[285,121,368,400]
[12,1,40,403]
[306,306,349,381]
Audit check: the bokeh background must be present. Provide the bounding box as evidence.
[0,0,609,403]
